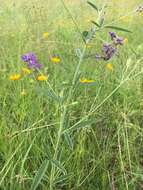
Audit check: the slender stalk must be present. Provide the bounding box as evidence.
[49,45,87,190]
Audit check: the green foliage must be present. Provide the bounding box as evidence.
[87,1,98,12]
[0,1,143,190]
[105,25,132,32]
[31,160,49,190]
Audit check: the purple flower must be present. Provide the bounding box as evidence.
[109,32,117,40]
[102,43,117,60]
[114,37,124,45]
[109,32,124,46]
[27,62,42,69]
[95,32,124,61]
[95,54,102,60]
[21,52,42,70]
[21,52,37,63]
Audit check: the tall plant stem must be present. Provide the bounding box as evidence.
[49,45,87,190]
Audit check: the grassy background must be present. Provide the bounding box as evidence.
[0,0,143,189]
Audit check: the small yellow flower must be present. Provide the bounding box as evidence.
[21,89,27,96]
[50,56,61,64]
[22,68,32,75]
[80,78,95,84]
[106,63,113,71]
[124,38,128,44]
[9,74,21,81]
[37,75,48,81]
[43,32,49,39]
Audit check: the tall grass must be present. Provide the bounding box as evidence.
[0,0,143,190]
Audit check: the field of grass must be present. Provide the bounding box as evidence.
[0,0,143,189]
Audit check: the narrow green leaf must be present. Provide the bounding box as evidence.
[63,118,96,133]
[64,132,73,150]
[31,159,49,190]
[54,174,72,185]
[50,159,67,175]
[105,25,132,33]
[99,17,104,27]
[45,89,62,103]
[36,86,62,103]
[62,112,73,150]
[20,136,37,175]
[91,21,100,28]
[87,1,98,12]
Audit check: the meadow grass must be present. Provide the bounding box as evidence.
[0,0,143,190]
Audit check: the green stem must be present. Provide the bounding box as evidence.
[49,45,87,190]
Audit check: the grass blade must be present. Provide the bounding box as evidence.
[63,118,96,133]
[50,159,67,175]
[87,1,98,12]
[31,159,49,190]
[105,25,132,33]
[64,132,73,150]
[91,21,100,28]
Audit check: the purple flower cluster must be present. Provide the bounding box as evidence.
[21,52,42,69]
[109,32,124,45]
[96,32,124,61]
[102,43,117,61]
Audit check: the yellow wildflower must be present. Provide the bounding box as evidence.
[124,38,128,44]
[9,74,21,81]
[37,75,48,81]
[22,68,32,75]
[80,78,95,84]
[50,56,61,64]
[21,89,27,96]
[43,32,49,39]
[106,63,113,71]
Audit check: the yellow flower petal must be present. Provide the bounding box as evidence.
[80,78,95,84]
[43,32,49,39]
[37,75,48,81]
[124,38,128,44]
[50,56,61,64]
[106,63,113,71]
[9,74,21,81]
[22,68,32,75]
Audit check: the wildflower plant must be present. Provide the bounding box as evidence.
[48,1,133,189]
[4,1,143,190]
[9,74,21,81]
[21,52,42,70]
[96,32,124,61]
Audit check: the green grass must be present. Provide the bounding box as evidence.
[0,0,143,189]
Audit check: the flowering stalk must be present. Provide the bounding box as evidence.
[96,32,124,61]
[49,44,87,190]
[50,4,106,190]
[49,1,120,189]
[49,2,109,190]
